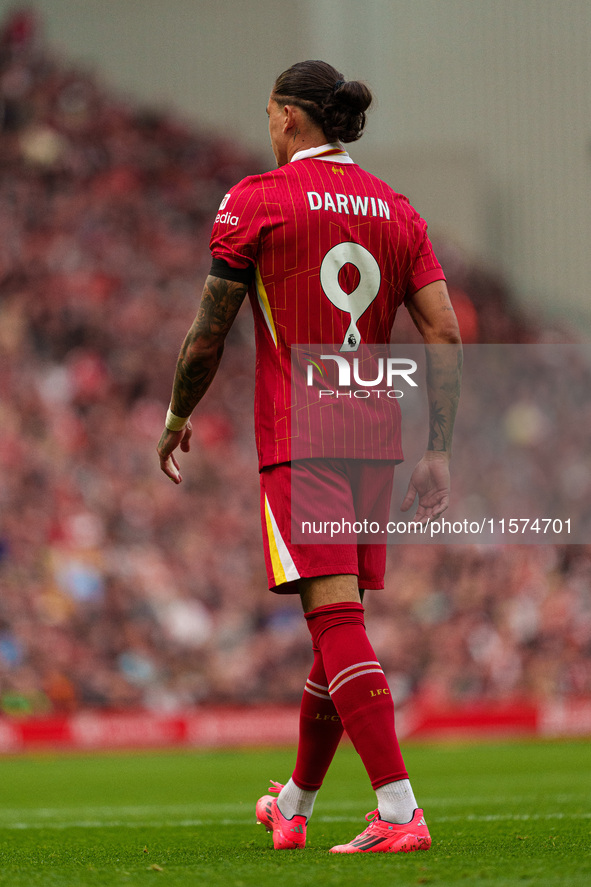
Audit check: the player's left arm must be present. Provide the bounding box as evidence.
[157,275,248,483]
[401,279,463,520]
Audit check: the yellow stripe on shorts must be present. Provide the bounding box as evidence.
[264,494,300,585]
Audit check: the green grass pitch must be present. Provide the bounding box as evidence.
[0,739,589,886]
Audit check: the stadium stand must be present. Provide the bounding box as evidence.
[0,8,590,730]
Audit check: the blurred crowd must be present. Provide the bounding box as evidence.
[1,9,590,719]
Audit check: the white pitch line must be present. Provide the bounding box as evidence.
[2,792,584,820]
[0,793,586,825]
[0,803,241,819]
[0,811,589,831]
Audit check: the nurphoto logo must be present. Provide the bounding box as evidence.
[304,353,418,400]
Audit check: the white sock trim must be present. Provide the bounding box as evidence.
[375,778,418,824]
[277,777,318,820]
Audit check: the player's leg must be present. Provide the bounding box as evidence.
[301,574,429,853]
[256,464,358,848]
[258,635,345,844]
[301,574,410,798]
[274,634,344,822]
[316,461,429,852]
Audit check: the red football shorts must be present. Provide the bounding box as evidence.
[259,459,396,594]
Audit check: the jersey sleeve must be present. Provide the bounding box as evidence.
[209,175,265,271]
[406,218,446,295]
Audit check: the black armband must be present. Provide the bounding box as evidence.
[209,257,255,285]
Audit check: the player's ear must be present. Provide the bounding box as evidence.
[282,104,298,133]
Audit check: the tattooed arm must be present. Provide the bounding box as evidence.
[400,280,463,521]
[157,275,248,483]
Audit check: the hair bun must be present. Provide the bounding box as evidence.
[322,79,372,142]
[272,60,373,144]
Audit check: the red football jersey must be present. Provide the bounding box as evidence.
[209,144,444,468]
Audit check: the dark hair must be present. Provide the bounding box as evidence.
[272,60,372,143]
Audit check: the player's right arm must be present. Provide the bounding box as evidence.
[401,280,463,521]
[157,274,248,483]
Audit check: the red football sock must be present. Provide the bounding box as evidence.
[305,601,408,789]
[292,641,345,791]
